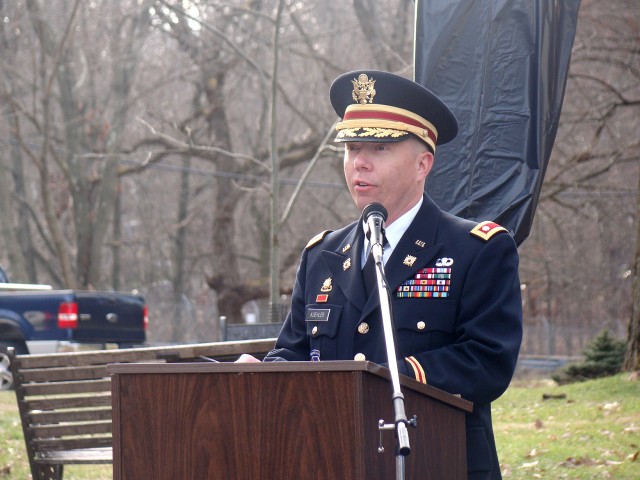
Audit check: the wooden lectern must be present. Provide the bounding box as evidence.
[109,361,472,479]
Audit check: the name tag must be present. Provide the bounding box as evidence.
[306,308,330,322]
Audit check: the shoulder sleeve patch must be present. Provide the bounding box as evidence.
[305,230,332,249]
[470,221,507,241]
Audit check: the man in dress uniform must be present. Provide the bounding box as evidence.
[241,70,523,479]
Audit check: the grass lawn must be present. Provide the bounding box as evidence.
[494,374,640,479]
[1,373,638,479]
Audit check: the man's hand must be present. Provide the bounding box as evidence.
[235,353,261,363]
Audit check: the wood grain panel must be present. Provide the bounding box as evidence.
[112,362,469,480]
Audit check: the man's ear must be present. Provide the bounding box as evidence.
[417,150,435,180]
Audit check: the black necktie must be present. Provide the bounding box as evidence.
[363,240,387,296]
[363,250,377,296]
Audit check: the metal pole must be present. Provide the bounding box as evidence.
[371,242,411,478]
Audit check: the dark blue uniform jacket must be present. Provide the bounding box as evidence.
[266,195,523,479]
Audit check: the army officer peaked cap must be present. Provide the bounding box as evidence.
[330,69,458,152]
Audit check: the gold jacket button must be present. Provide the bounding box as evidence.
[357,322,369,334]
[312,326,318,335]
[417,321,426,330]
[354,353,366,361]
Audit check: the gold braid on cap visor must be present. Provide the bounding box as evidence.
[335,104,438,152]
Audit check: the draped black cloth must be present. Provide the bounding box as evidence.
[414,0,581,246]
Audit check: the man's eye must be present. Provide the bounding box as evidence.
[374,144,389,151]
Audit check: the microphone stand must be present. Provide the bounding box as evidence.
[370,241,415,480]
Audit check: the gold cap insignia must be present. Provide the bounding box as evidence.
[403,255,417,267]
[320,278,332,292]
[352,74,376,105]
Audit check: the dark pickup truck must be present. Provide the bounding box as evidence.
[0,268,147,390]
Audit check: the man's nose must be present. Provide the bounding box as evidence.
[353,150,371,170]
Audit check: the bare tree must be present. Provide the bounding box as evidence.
[1,0,156,289]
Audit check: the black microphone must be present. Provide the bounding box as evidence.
[363,203,388,263]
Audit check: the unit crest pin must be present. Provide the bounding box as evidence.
[403,255,417,267]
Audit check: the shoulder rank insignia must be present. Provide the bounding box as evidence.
[305,230,332,249]
[470,221,507,241]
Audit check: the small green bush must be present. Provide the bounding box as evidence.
[553,329,626,384]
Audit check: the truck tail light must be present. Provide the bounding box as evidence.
[58,302,79,329]
[143,305,149,330]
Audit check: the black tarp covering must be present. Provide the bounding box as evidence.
[415,0,580,246]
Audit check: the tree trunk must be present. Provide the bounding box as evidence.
[624,169,640,372]
[207,70,247,325]
[172,156,191,342]
[269,0,286,323]
[0,140,28,281]
[112,177,122,291]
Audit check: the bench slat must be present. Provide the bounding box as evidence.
[18,365,110,383]
[21,378,111,396]
[31,420,112,439]
[29,407,112,424]
[33,437,113,452]
[14,339,275,368]
[24,393,111,412]
[34,447,113,465]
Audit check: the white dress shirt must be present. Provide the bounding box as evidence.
[361,197,423,268]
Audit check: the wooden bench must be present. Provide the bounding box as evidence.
[8,339,275,480]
